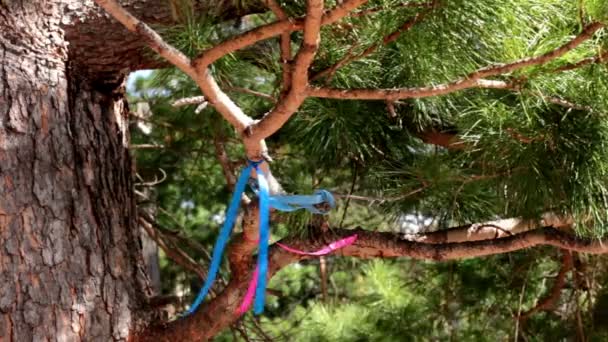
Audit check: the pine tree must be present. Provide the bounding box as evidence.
[100,0,608,340]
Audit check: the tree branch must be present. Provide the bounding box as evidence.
[139,216,207,280]
[265,0,293,92]
[246,0,325,141]
[307,22,604,100]
[94,0,254,137]
[403,213,573,244]
[553,49,608,72]
[192,0,369,70]
[518,250,573,323]
[212,137,238,190]
[94,2,605,341]
[311,8,430,81]
[226,87,277,103]
[94,0,196,78]
[351,0,435,17]
[138,225,608,341]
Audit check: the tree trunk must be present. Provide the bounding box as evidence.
[0,1,151,340]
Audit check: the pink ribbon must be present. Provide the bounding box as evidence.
[237,234,358,315]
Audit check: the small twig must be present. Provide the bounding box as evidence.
[316,43,360,84]
[553,49,608,72]
[235,324,253,342]
[518,250,573,323]
[386,101,397,118]
[195,102,209,114]
[505,127,546,145]
[139,216,207,280]
[320,256,328,302]
[213,137,238,190]
[514,274,528,342]
[544,96,594,112]
[138,209,216,266]
[226,87,277,103]
[129,111,201,136]
[333,186,426,204]
[265,0,293,92]
[351,1,435,17]
[312,10,429,81]
[135,169,168,187]
[172,96,206,107]
[130,144,166,150]
[339,162,358,228]
[248,316,275,342]
[171,96,210,113]
[470,224,515,239]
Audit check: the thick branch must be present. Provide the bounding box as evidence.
[307,22,604,100]
[192,0,368,70]
[194,71,254,133]
[404,213,573,244]
[94,0,196,78]
[139,224,606,341]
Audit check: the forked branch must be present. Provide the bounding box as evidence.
[192,0,369,70]
[94,0,253,136]
[247,0,325,141]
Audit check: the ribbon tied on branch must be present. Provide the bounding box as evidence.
[186,160,357,316]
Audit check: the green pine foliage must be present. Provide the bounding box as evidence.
[129,0,608,339]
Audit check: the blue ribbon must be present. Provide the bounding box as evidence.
[184,160,254,316]
[252,163,269,314]
[186,160,335,316]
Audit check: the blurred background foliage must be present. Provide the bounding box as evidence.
[128,0,608,340]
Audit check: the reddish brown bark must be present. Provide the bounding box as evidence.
[416,130,467,150]
[0,1,168,339]
[518,250,573,323]
[138,224,608,341]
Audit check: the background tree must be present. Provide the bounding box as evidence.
[2,0,608,341]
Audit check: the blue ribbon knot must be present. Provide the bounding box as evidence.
[185,160,335,316]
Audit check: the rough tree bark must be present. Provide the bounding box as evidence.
[0,1,265,339]
[0,0,267,340]
[0,2,151,340]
